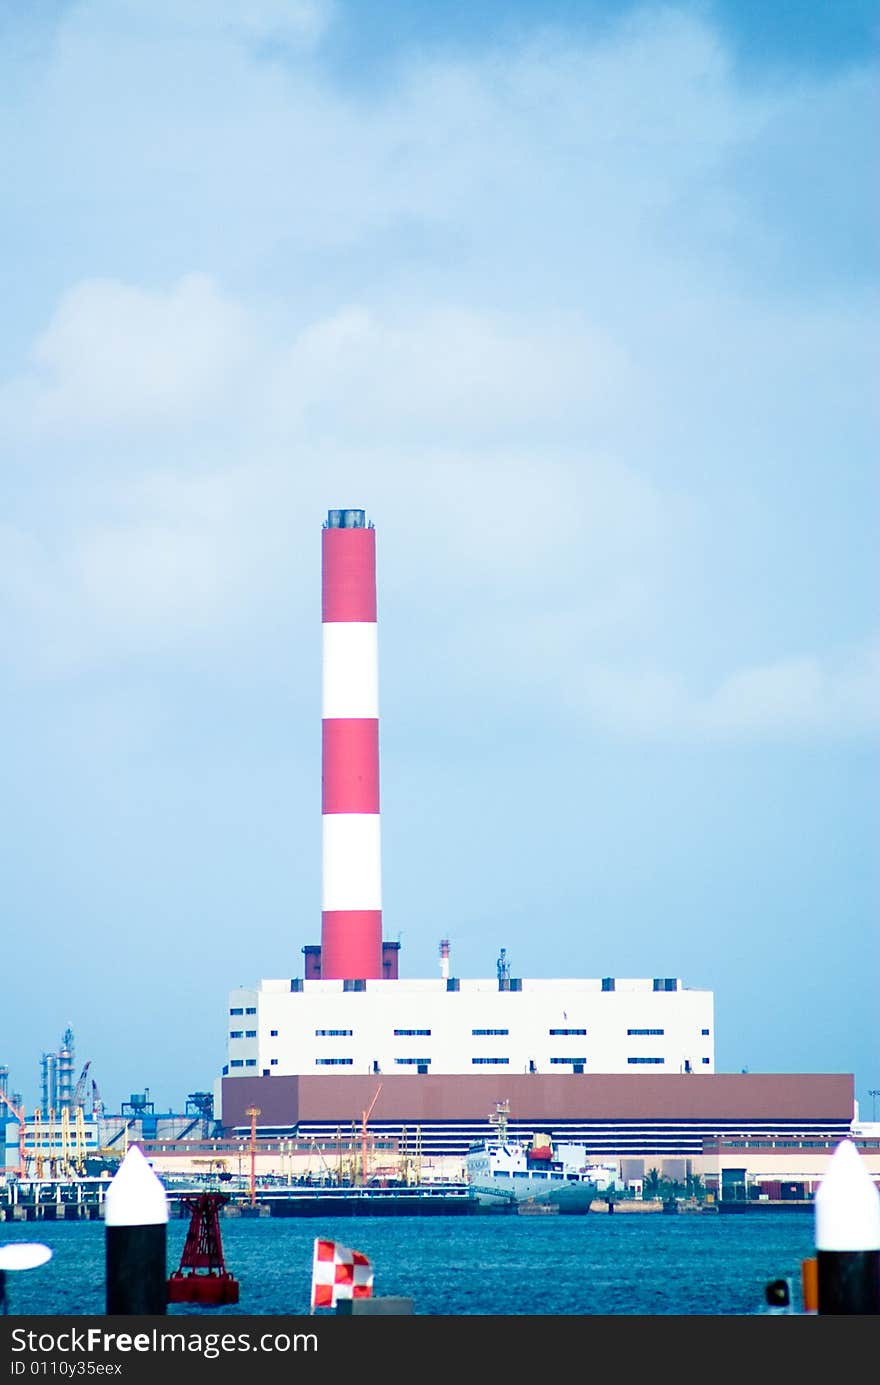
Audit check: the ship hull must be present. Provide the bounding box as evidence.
[467,1177,598,1211]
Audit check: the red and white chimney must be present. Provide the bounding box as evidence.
[320,509,383,979]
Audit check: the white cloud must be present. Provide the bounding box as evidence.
[570,643,880,740]
[0,3,873,749]
[1,278,632,446]
[69,0,334,48]
[5,275,255,436]
[261,304,631,440]
[0,464,295,673]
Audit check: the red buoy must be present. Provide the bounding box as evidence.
[167,1193,240,1306]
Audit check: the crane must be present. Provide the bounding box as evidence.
[360,1084,382,1187]
[72,1061,102,1117]
[245,1106,261,1208]
[308,1139,335,1185]
[72,1061,91,1110]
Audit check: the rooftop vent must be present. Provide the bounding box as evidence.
[326,509,366,529]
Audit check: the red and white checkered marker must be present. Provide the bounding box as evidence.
[310,1237,374,1311]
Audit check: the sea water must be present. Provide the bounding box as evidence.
[0,1212,817,1316]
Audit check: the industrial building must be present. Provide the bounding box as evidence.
[1,1050,216,1179]
[222,970,715,1082]
[215,509,857,1164]
[1,509,862,1193]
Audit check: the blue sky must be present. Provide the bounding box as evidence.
[1,1,877,1119]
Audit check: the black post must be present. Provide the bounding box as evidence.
[816,1252,880,1315]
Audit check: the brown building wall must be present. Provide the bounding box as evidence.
[220,1072,853,1130]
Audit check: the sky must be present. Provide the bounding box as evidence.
[0,0,877,1121]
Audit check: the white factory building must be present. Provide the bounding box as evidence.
[222,972,715,1081]
[218,510,717,1127]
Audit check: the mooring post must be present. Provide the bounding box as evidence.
[105,1145,169,1315]
[814,1138,880,1315]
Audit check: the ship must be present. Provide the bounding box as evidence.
[464,1103,619,1211]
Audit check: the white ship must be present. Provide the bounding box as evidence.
[464,1103,619,1211]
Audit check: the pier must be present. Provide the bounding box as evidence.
[0,1177,479,1221]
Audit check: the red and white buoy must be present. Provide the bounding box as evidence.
[321,509,383,980]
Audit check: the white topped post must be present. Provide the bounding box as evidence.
[814,1138,880,1314]
[105,1144,169,1315]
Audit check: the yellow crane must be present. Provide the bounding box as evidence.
[32,1111,45,1179]
[308,1139,335,1184]
[245,1106,261,1208]
[60,1108,72,1176]
[360,1084,382,1186]
[28,1108,57,1179]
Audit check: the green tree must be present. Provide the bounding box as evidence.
[644,1167,662,1197]
[686,1172,705,1201]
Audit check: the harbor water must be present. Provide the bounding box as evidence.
[1,1211,817,1316]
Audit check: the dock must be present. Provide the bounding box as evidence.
[0,1177,479,1221]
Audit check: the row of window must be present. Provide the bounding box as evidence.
[306,1056,711,1067]
[231,1025,711,1041]
[230,1054,712,1070]
[229,1007,257,1016]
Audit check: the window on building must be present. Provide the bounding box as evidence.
[701,1028,710,1036]
[229,1008,243,1016]
[270,1029,278,1037]
[229,1031,243,1039]
[270,1059,278,1066]
[245,1059,257,1067]
[245,1007,257,1014]
[394,1057,432,1066]
[230,1060,244,1068]
[601,978,615,992]
[549,1028,586,1036]
[652,978,677,992]
[472,1028,509,1036]
[549,1057,586,1065]
[315,1029,353,1037]
[393,1029,431,1036]
[702,1057,710,1065]
[471,1057,510,1065]
[628,1057,665,1064]
[245,1030,256,1038]
[316,1058,354,1066]
[627,1028,664,1036]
